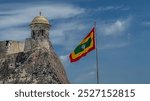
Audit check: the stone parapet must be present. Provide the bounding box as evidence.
[0,40,24,56]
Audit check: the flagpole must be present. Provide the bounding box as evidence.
[94,22,99,84]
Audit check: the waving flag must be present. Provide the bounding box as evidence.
[69,27,95,62]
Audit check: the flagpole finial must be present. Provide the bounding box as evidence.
[39,11,42,16]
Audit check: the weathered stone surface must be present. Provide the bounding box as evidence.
[0,48,69,84]
[0,41,24,57]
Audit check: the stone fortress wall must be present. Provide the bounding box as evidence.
[0,40,24,57]
[24,38,50,51]
[0,39,50,56]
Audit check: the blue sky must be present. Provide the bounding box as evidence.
[0,0,150,84]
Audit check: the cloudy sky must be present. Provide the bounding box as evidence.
[0,0,150,84]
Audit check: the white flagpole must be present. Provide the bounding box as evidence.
[94,22,99,84]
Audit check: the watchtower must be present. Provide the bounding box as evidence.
[24,12,51,51]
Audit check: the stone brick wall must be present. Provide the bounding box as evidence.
[24,38,50,51]
[0,41,24,57]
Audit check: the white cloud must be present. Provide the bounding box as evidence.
[60,54,70,67]
[101,42,129,50]
[96,17,132,50]
[0,4,85,29]
[95,6,129,12]
[50,21,86,46]
[0,28,30,41]
[97,6,121,11]
[142,21,150,26]
[99,17,132,36]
